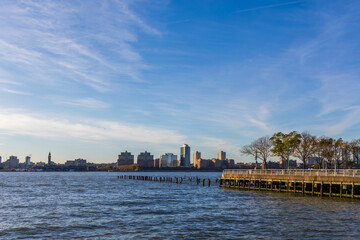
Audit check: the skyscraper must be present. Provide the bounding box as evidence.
[48,152,51,165]
[218,151,226,160]
[25,156,31,165]
[193,151,201,168]
[180,144,190,168]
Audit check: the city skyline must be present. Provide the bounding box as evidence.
[1,1,360,163]
[0,147,232,165]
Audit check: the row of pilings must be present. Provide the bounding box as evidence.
[219,177,360,199]
[117,175,218,187]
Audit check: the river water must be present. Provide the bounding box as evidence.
[0,171,359,239]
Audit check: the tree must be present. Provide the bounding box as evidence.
[270,131,301,169]
[312,137,324,168]
[331,138,343,170]
[241,136,272,169]
[340,141,352,169]
[293,132,316,169]
[346,139,360,168]
[315,137,334,169]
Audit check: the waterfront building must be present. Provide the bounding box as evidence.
[0,156,2,164]
[5,156,19,168]
[307,157,322,168]
[137,151,154,168]
[48,152,51,165]
[289,159,297,168]
[180,144,190,168]
[117,151,134,166]
[160,153,177,168]
[154,158,160,168]
[212,158,223,168]
[65,158,87,166]
[265,161,281,169]
[25,156,31,165]
[193,151,201,168]
[226,159,235,168]
[279,159,297,169]
[198,159,213,169]
[218,151,226,161]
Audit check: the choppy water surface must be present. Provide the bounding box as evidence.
[1,172,360,239]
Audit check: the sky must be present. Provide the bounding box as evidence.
[0,0,360,164]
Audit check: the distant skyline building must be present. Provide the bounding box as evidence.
[160,153,177,168]
[117,151,134,166]
[5,156,19,169]
[154,158,160,168]
[218,151,226,161]
[137,151,154,168]
[194,151,201,161]
[0,156,2,164]
[48,152,51,165]
[193,151,201,168]
[180,144,190,168]
[25,156,31,165]
[65,158,87,166]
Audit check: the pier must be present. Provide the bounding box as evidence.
[219,169,360,199]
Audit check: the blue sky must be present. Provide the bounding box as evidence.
[0,0,360,163]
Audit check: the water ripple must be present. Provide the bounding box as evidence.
[1,172,360,239]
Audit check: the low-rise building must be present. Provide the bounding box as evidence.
[65,158,87,166]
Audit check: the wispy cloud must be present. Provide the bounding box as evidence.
[55,98,110,109]
[237,1,304,13]
[0,0,158,93]
[318,106,360,136]
[0,109,185,144]
[0,86,32,95]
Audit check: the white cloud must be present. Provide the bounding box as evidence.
[55,98,110,109]
[0,109,185,144]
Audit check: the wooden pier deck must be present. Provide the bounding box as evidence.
[219,169,360,199]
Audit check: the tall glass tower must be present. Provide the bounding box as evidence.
[180,144,190,168]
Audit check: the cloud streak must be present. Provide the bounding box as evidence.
[55,98,110,109]
[237,1,304,13]
[0,109,185,144]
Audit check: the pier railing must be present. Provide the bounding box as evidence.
[223,169,360,178]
